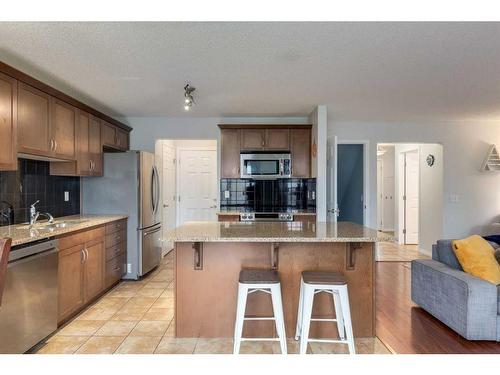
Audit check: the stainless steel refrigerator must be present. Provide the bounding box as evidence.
[82,151,161,278]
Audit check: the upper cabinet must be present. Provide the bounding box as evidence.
[102,121,128,151]
[17,82,51,157]
[240,128,290,151]
[0,72,17,171]
[220,125,312,178]
[50,98,76,160]
[0,61,132,174]
[221,129,241,178]
[290,128,311,178]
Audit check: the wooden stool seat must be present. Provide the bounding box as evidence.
[302,271,347,285]
[239,269,280,284]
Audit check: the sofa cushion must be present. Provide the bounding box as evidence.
[452,235,500,285]
[434,240,463,270]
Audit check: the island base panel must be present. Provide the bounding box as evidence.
[175,241,374,339]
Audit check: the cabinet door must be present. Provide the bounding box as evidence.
[58,244,85,321]
[221,129,241,178]
[77,111,91,175]
[265,129,290,150]
[290,128,311,177]
[17,83,51,157]
[0,73,17,171]
[50,98,76,160]
[84,239,104,302]
[89,116,102,176]
[116,129,128,150]
[101,121,116,147]
[240,129,265,150]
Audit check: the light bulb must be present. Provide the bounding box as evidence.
[184,98,190,104]
[184,105,190,111]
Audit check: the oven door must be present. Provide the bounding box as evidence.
[240,154,284,179]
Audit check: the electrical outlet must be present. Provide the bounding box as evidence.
[449,194,459,203]
[127,263,132,274]
[64,191,69,202]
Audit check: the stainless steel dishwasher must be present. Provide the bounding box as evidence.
[0,238,58,353]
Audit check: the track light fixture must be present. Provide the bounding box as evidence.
[184,84,195,111]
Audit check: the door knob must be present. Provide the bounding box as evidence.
[163,204,169,208]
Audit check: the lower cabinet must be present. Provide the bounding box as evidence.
[105,219,127,288]
[57,219,127,324]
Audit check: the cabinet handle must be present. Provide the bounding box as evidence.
[54,140,58,151]
[49,139,54,150]
[115,247,121,254]
[114,266,121,272]
[115,234,120,240]
[89,160,93,171]
[81,249,85,263]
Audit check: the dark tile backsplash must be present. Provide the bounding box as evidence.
[220,178,316,212]
[0,159,80,226]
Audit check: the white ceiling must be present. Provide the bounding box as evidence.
[1,22,500,122]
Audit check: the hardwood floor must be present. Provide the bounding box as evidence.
[376,262,500,353]
[376,241,429,262]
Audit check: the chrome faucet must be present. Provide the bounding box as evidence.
[29,200,54,227]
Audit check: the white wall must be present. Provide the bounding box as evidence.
[309,106,328,221]
[329,120,500,244]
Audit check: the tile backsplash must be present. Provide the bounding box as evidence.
[0,159,80,226]
[220,178,316,212]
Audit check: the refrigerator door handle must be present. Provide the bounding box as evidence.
[151,166,156,215]
[152,165,160,216]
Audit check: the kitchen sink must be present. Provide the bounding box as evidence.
[20,219,88,230]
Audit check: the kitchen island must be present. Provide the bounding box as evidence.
[166,221,391,339]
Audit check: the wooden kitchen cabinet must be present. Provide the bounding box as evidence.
[290,128,311,177]
[101,121,116,147]
[265,128,289,150]
[221,129,241,178]
[17,82,51,157]
[240,128,290,151]
[58,244,85,321]
[0,72,17,171]
[116,129,129,151]
[105,219,127,288]
[84,238,105,302]
[89,115,102,175]
[57,225,106,323]
[50,98,76,160]
[240,128,266,150]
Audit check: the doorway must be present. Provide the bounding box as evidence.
[326,138,368,225]
[155,139,218,255]
[402,149,419,245]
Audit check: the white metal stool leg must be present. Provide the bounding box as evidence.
[294,278,304,340]
[338,285,356,354]
[233,283,248,354]
[270,284,287,354]
[332,289,345,340]
[299,284,314,354]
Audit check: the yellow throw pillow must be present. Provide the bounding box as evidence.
[452,235,500,285]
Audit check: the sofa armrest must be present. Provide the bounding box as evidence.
[411,259,498,341]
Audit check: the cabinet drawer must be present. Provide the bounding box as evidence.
[105,254,125,288]
[105,240,126,262]
[105,219,127,235]
[58,226,105,250]
[105,229,126,248]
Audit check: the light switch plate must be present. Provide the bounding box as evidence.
[64,191,69,202]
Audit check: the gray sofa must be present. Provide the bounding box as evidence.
[411,240,500,341]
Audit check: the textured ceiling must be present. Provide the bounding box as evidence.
[1,22,500,121]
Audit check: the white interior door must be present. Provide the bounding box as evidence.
[178,149,218,224]
[162,143,176,253]
[326,136,338,222]
[404,150,419,244]
[377,158,383,230]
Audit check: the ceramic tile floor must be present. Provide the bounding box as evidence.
[36,251,390,355]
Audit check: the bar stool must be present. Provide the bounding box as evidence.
[233,269,287,354]
[294,271,355,354]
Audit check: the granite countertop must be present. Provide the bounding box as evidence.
[165,221,393,243]
[0,214,128,247]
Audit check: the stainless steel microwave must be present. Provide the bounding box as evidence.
[240,153,292,179]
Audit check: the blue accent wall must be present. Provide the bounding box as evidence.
[337,144,364,225]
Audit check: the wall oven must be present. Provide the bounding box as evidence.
[240,153,292,179]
